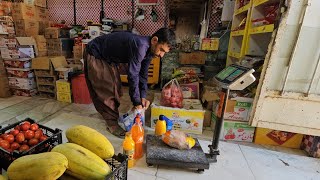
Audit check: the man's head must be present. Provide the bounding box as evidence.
[150,28,176,58]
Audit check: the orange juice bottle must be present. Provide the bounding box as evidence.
[122,132,135,168]
[131,115,144,159]
[155,119,166,136]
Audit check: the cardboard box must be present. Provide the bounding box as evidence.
[55,67,73,80]
[151,93,205,135]
[179,52,206,65]
[201,38,219,51]
[45,27,70,39]
[203,110,212,127]
[0,38,17,48]
[57,92,72,103]
[12,3,36,20]
[33,35,46,43]
[223,97,253,122]
[37,50,47,57]
[38,84,55,93]
[0,16,15,35]
[1,46,35,59]
[180,82,199,99]
[211,112,255,142]
[0,1,13,16]
[254,127,304,149]
[8,77,36,89]
[6,67,34,78]
[36,76,56,85]
[0,59,6,77]
[11,88,37,97]
[24,0,46,8]
[4,58,32,68]
[73,46,82,59]
[35,6,48,21]
[38,20,49,35]
[301,135,320,158]
[36,42,47,51]
[47,38,74,58]
[32,56,68,76]
[56,80,71,93]
[15,19,39,37]
[0,77,11,97]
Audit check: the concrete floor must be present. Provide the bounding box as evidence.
[0,92,320,180]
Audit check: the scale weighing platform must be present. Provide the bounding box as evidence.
[146,64,256,172]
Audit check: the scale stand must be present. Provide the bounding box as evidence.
[146,64,256,172]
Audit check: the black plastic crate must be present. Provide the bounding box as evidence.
[0,118,62,170]
[105,153,128,180]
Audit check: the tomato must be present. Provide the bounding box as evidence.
[10,142,20,150]
[0,138,2,141]
[1,133,9,139]
[22,140,28,145]
[0,140,10,149]
[14,125,21,131]
[39,135,48,142]
[10,129,19,136]
[30,123,39,131]
[22,121,31,125]
[28,138,39,146]
[20,123,30,131]
[19,144,30,152]
[4,134,14,144]
[25,130,34,140]
[15,133,25,143]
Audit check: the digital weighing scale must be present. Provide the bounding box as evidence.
[146,64,256,172]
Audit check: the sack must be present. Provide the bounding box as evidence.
[160,79,183,108]
[162,130,195,150]
[118,109,145,131]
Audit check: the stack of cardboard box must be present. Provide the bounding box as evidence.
[12,3,38,37]
[34,35,47,57]
[3,37,38,97]
[0,14,14,97]
[23,0,49,36]
[45,27,74,58]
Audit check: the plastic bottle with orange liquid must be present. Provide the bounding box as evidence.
[122,132,135,168]
[131,115,144,159]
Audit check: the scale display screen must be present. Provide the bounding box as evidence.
[215,64,251,85]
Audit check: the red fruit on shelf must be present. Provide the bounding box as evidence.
[4,134,14,144]
[20,123,30,131]
[19,144,30,152]
[0,140,10,149]
[10,129,19,136]
[30,123,39,131]
[28,138,39,146]
[15,133,25,144]
[10,142,20,150]
[24,130,35,140]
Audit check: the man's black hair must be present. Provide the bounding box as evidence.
[151,28,176,48]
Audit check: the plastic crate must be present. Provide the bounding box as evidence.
[105,153,128,180]
[0,118,62,170]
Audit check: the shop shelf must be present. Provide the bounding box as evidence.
[253,0,279,7]
[235,3,251,16]
[249,24,274,34]
[228,51,241,59]
[231,30,245,37]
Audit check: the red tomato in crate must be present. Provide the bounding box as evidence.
[25,130,35,140]
[21,123,30,131]
[19,144,30,152]
[22,140,28,145]
[0,140,10,149]
[28,138,39,146]
[39,135,48,142]
[10,129,19,136]
[34,130,42,139]
[10,142,20,150]
[14,125,21,131]
[22,121,31,125]
[30,123,39,131]
[15,133,25,143]
[4,134,14,144]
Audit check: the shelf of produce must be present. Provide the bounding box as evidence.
[234,3,251,16]
[231,30,245,37]
[249,24,274,34]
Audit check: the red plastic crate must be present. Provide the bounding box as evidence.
[0,118,62,170]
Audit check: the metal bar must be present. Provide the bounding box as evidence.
[73,0,77,25]
[131,0,135,30]
[307,50,320,96]
[280,2,308,95]
[100,0,105,24]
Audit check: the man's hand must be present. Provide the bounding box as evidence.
[141,98,150,109]
[134,105,143,110]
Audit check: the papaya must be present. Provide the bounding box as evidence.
[66,125,114,159]
[52,143,111,180]
[7,152,68,180]
[0,175,7,180]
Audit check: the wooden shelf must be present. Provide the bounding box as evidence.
[228,51,241,59]
[249,24,275,34]
[234,3,251,16]
[38,90,56,94]
[253,0,279,7]
[231,30,245,37]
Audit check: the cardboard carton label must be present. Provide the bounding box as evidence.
[35,7,48,21]
[266,130,296,145]
[224,98,253,121]
[15,20,39,37]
